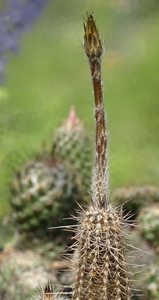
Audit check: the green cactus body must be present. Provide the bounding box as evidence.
[145,264,159,299]
[9,107,92,247]
[52,106,92,193]
[138,204,159,247]
[10,156,80,246]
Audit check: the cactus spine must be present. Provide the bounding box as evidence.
[31,284,54,300]
[72,14,131,300]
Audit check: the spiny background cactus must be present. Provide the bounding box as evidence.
[131,254,159,300]
[9,107,92,249]
[111,185,159,217]
[144,264,159,299]
[10,157,79,248]
[52,105,92,194]
[0,248,57,300]
[138,204,159,250]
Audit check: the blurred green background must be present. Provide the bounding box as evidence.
[0,0,159,214]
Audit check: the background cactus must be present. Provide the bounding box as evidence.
[111,185,159,300]
[144,264,159,300]
[52,105,92,195]
[0,248,56,300]
[10,157,79,248]
[111,187,159,300]
[138,204,159,251]
[9,107,92,249]
[111,185,159,217]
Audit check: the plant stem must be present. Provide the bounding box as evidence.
[84,13,108,209]
[72,14,131,300]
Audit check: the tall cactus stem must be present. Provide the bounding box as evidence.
[71,13,132,300]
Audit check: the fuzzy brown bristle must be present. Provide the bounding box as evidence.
[83,13,108,209]
[72,204,131,300]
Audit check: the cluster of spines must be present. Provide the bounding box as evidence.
[72,205,131,300]
[32,283,71,300]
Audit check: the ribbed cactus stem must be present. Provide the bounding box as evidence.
[73,206,131,300]
[72,13,131,300]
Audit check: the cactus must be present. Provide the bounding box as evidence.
[52,105,92,194]
[138,204,159,249]
[10,155,82,248]
[111,190,159,299]
[144,264,159,299]
[111,185,159,217]
[27,13,138,300]
[71,14,132,300]
[9,108,92,248]
[0,248,56,300]
[72,205,131,300]
[136,204,159,299]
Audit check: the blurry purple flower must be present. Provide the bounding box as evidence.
[0,0,50,83]
[0,56,7,82]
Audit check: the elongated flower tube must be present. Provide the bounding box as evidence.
[72,14,132,300]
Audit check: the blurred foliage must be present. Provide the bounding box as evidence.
[0,0,159,214]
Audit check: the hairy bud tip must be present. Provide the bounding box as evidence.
[83,13,103,59]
